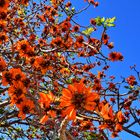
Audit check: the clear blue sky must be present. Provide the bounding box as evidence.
[71,0,140,140]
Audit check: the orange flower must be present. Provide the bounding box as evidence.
[10,94,26,106]
[0,32,8,44]
[39,92,55,124]
[126,75,136,86]
[38,38,47,47]
[9,68,26,81]
[39,92,54,108]
[60,68,70,76]
[92,78,102,91]
[15,40,34,59]
[51,37,64,48]
[16,40,29,53]
[97,71,104,79]
[117,111,125,123]
[8,81,26,98]
[22,77,30,87]
[100,103,114,120]
[90,18,96,25]
[108,52,123,61]
[0,20,6,31]
[29,34,36,41]
[107,42,114,49]
[2,70,13,86]
[111,132,118,138]
[40,110,56,124]
[0,9,7,20]
[0,0,9,10]
[115,123,122,132]
[75,36,84,48]
[25,46,35,57]
[2,68,26,86]
[51,0,62,6]
[0,56,7,72]
[45,7,58,17]
[102,33,109,45]
[79,120,94,131]
[60,80,100,120]
[60,21,71,32]
[17,99,35,119]
[98,124,109,130]
[37,14,46,22]
[33,56,52,74]
[40,115,49,124]
[20,0,29,6]
[49,25,59,35]
[72,25,80,32]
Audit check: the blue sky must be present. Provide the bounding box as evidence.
[70,0,140,140]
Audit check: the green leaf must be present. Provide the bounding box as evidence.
[57,52,61,57]
[104,17,116,27]
[101,17,105,22]
[65,7,69,11]
[71,7,75,11]
[84,132,98,140]
[106,23,115,27]
[82,27,95,36]
[107,17,116,23]
[94,17,103,26]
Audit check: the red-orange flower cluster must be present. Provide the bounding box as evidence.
[108,52,123,61]
[60,80,100,120]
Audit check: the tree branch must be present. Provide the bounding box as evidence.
[58,117,69,140]
[123,126,140,138]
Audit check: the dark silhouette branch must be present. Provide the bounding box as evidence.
[123,127,140,138]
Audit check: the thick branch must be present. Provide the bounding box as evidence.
[58,117,69,140]
[0,100,10,108]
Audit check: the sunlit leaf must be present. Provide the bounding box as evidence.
[82,27,95,36]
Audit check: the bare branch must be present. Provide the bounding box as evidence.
[58,117,69,140]
[0,100,10,108]
[123,127,140,138]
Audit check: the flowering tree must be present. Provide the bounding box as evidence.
[0,0,140,139]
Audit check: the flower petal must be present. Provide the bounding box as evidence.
[40,115,49,124]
